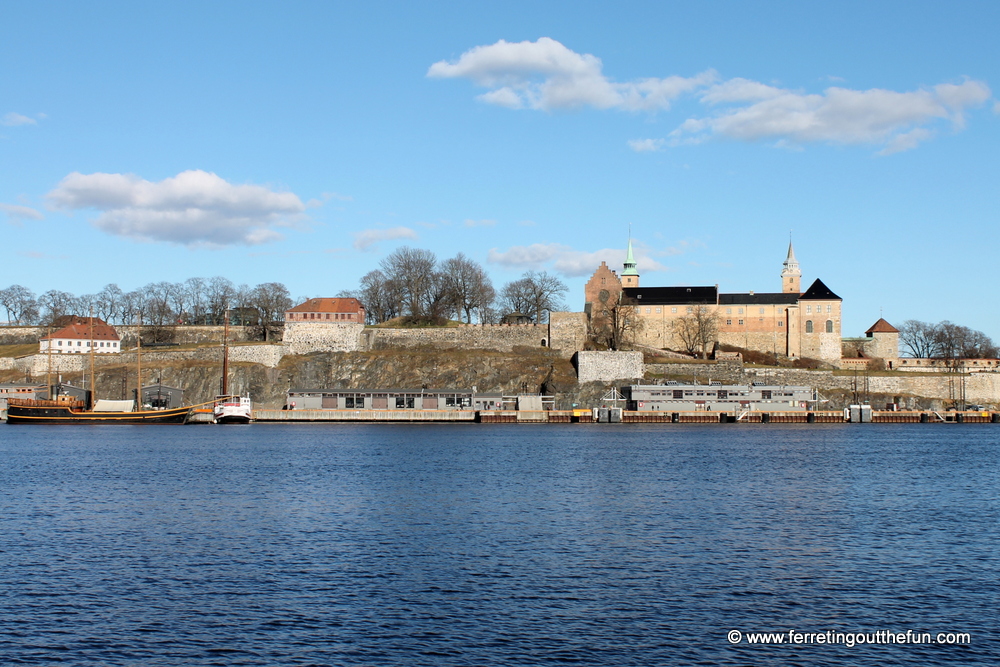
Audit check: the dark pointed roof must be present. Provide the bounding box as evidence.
[866,318,899,334]
[798,278,841,301]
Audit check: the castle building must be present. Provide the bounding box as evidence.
[585,241,844,363]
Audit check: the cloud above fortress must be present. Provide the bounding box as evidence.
[46,170,307,247]
[488,242,667,277]
[431,38,992,154]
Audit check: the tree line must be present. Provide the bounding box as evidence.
[342,247,568,325]
[0,247,568,333]
[0,278,292,338]
[898,320,998,359]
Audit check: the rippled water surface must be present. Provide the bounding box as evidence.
[1,423,998,665]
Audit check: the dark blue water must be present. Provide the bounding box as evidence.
[1,424,997,666]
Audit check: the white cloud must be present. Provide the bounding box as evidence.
[673,79,991,153]
[464,218,496,227]
[0,203,44,222]
[429,37,716,112]
[628,138,665,152]
[993,100,1000,115]
[352,226,418,251]
[488,242,667,277]
[47,170,306,247]
[1,112,37,126]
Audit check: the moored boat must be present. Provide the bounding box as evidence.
[213,395,253,423]
[6,398,191,424]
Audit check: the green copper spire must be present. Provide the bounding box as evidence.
[622,237,639,276]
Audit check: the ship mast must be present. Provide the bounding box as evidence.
[222,309,230,395]
[89,307,96,408]
[46,323,52,398]
[136,312,142,411]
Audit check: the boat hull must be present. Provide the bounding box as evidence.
[6,404,191,424]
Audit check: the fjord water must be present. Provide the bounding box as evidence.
[1,424,997,666]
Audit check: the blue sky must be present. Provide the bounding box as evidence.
[2,1,998,338]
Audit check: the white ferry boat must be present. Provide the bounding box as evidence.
[213,395,253,423]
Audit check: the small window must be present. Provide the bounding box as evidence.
[726,319,732,325]
[738,308,743,314]
[759,308,765,314]
[645,308,651,314]
[671,307,677,314]
[655,307,661,314]
[778,321,784,327]
[826,319,833,333]
[826,305,832,313]
[806,305,812,314]
[726,308,732,314]
[687,307,693,313]
[58,341,62,346]
[738,319,744,325]
[806,320,814,333]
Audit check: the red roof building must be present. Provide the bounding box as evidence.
[40,317,121,354]
[285,298,366,324]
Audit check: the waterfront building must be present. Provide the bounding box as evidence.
[625,383,816,412]
[286,388,502,411]
[39,317,121,354]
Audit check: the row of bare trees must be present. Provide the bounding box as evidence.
[0,279,291,339]
[899,320,998,359]
[345,247,567,325]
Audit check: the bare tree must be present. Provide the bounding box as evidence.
[441,253,495,323]
[251,282,292,341]
[96,284,124,324]
[37,290,77,324]
[900,319,998,359]
[500,271,567,323]
[380,247,438,319]
[207,276,235,324]
[142,281,175,326]
[356,270,400,324]
[184,277,207,324]
[672,306,719,358]
[0,284,38,324]
[591,295,644,350]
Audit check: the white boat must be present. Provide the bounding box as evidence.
[213,313,252,423]
[214,395,253,423]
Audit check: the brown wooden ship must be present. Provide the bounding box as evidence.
[6,397,191,424]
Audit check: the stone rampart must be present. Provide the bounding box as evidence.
[576,351,644,383]
[359,313,586,358]
[284,322,365,354]
[0,325,253,346]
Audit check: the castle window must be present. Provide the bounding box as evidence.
[687,307,693,313]
[806,305,812,314]
[645,308,651,314]
[778,321,783,327]
[671,307,677,313]
[806,320,814,333]
[655,307,661,314]
[726,308,732,315]
[759,308,765,314]
[738,319,744,325]
[826,305,832,313]
[738,308,743,315]
[826,320,833,333]
[726,319,732,325]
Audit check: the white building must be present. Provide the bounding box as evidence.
[39,317,121,354]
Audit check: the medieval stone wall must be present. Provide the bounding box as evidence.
[284,322,365,354]
[0,325,253,346]
[576,351,644,383]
